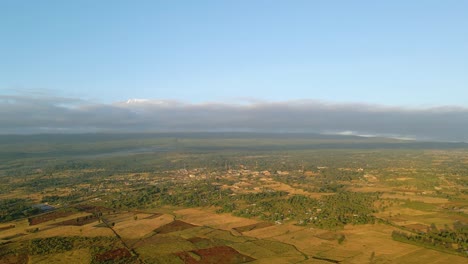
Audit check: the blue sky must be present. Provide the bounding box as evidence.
[1,0,468,105]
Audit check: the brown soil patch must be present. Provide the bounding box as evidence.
[143,213,163,219]
[133,233,188,249]
[30,223,113,238]
[0,225,15,232]
[404,223,429,233]
[154,220,198,234]
[314,231,339,241]
[28,210,75,225]
[187,237,223,249]
[54,214,98,226]
[94,248,132,262]
[175,246,255,264]
[233,222,273,233]
[75,204,113,214]
[188,237,208,243]
[2,233,27,240]
[387,217,406,223]
[0,253,28,264]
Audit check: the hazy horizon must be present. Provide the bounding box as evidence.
[1,1,467,141]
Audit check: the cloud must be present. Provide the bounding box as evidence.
[1,94,468,142]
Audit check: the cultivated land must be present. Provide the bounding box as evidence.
[0,133,467,263]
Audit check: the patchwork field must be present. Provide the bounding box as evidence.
[1,134,467,263]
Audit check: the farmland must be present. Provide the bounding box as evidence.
[0,133,467,263]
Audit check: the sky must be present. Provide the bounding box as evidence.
[1,1,468,139]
